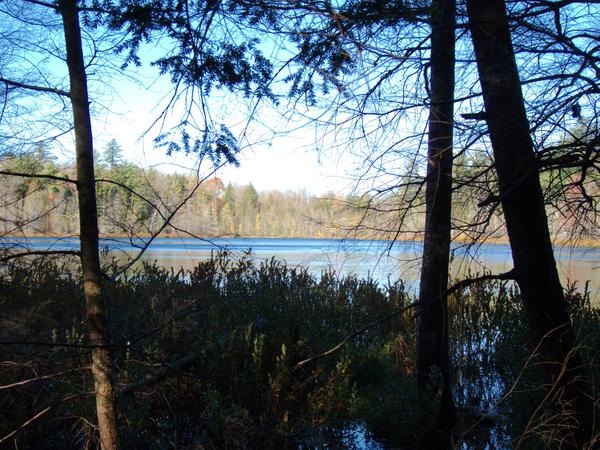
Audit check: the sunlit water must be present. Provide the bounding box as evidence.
[2,236,598,298]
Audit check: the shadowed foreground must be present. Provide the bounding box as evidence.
[1,253,598,448]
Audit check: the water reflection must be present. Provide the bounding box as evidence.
[2,236,598,298]
[127,238,599,298]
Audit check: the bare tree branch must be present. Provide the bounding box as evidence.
[0,250,81,262]
[0,366,89,391]
[108,162,226,279]
[295,269,516,368]
[0,170,77,184]
[118,351,203,396]
[0,77,70,98]
[0,393,90,445]
[21,0,58,10]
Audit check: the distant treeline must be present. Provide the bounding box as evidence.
[0,143,595,243]
[0,145,369,239]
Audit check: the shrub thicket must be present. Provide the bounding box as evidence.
[0,254,598,448]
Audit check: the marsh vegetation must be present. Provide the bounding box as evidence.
[1,254,598,448]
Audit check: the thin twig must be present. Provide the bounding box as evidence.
[0,250,81,262]
[0,170,76,184]
[0,393,90,445]
[295,269,516,368]
[0,366,90,390]
[296,300,418,368]
[118,351,203,396]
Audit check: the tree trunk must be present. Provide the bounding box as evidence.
[60,1,120,449]
[416,0,456,447]
[466,1,594,447]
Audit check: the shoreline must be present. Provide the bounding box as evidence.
[3,232,600,249]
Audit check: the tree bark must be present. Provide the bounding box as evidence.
[60,1,120,449]
[416,0,456,447]
[466,1,594,447]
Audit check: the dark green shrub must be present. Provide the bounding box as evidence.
[1,254,598,449]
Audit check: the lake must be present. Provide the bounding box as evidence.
[2,236,599,298]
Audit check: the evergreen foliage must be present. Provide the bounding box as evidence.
[1,148,595,242]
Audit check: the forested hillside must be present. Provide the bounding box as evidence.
[0,144,361,238]
[1,141,596,244]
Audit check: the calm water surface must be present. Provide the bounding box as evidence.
[2,236,599,297]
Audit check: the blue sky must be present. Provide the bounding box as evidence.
[1,1,414,197]
[94,101,356,196]
[0,1,356,196]
[90,58,359,195]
